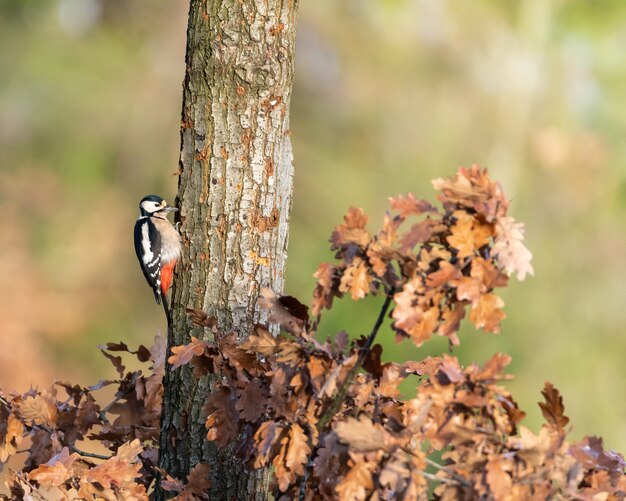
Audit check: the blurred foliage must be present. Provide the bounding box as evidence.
[0,0,624,458]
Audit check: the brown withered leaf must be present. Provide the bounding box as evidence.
[81,440,143,490]
[447,212,477,259]
[438,355,464,384]
[235,378,269,422]
[379,451,410,495]
[539,382,569,433]
[253,421,282,468]
[168,337,210,370]
[407,306,439,347]
[204,387,239,448]
[285,423,311,476]
[76,393,101,433]
[427,261,462,289]
[331,207,370,250]
[377,364,403,398]
[389,193,436,217]
[432,165,509,222]
[569,436,626,474]
[362,343,383,379]
[307,357,327,393]
[471,256,507,289]
[334,415,389,452]
[473,353,512,381]
[259,288,307,335]
[15,390,58,428]
[241,325,277,356]
[29,447,79,487]
[185,308,218,329]
[335,452,376,501]
[168,463,211,500]
[452,276,485,304]
[100,349,125,377]
[338,257,372,301]
[312,262,337,316]
[486,459,512,500]
[468,293,506,333]
[0,413,25,463]
[392,278,423,332]
[437,302,466,342]
[469,353,512,382]
[400,219,439,252]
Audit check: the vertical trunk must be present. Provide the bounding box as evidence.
[157,0,298,498]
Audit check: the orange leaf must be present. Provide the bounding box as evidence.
[15,390,58,428]
[469,293,506,333]
[339,257,372,300]
[168,337,209,370]
[539,382,569,433]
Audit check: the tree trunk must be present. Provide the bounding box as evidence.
[157,0,298,498]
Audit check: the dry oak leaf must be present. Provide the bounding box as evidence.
[169,463,211,501]
[235,378,269,422]
[240,325,277,356]
[392,278,425,332]
[29,447,79,488]
[339,257,372,301]
[253,420,282,468]
[427,261,462,288]
[472,352,512,381]
[447,211,482,259]
[312,262,337,316]
[493,216,534,281]
[506,426,555,466]
[335,452,377,501]
[469,292,506,333]
[331,207,371,249]
[82,440,143,490]
[389,193,436,217]
[204,387,239,448]
[0,413,24,463]
[259,288,308,335]
[15,390,58,428]
[432,165,509,222]
[168,337,210,370]
[400,219,439,252]
[273,429,306,492]
[335,415,391,452]
[486,459,513,501]
[539,382,570,434]
[285,423,311,476]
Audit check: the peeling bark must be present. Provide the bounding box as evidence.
[157,0,298,499]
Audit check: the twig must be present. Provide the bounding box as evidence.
[67,444,111,461]
[317,291,395,431]
[419,470,460,486]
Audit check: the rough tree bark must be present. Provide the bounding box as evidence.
[157,0,299,499]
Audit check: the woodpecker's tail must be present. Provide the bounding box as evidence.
[161,294,172,330]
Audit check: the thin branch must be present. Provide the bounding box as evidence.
[317,290,395,431]
[67,444,111,461]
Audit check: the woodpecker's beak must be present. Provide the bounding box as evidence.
[162,205,178,213]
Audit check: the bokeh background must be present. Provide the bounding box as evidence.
[1,0,624,453]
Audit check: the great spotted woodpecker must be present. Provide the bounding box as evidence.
[134,195,181,313]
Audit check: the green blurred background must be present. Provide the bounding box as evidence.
[1,0,624,452]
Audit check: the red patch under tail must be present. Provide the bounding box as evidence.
[160,260,176,296]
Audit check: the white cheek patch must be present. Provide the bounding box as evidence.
[141,223,154,264]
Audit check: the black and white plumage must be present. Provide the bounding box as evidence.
[133,195,182,306]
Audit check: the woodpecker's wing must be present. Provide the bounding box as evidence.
[134,217,162,304]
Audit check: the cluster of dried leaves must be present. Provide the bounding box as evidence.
[166,167,624,499]
[0,338,199,500]
[0,167,623,500]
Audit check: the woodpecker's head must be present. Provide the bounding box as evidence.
[139,195,178,218]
